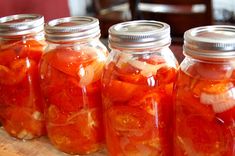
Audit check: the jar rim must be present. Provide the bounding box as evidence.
[45,16,100,42]
[108,20,171,50]
[184,25,235,60]
[0,14,44,36]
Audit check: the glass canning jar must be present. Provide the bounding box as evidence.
[0,14,46,140]
[102,20,178,156]
[40,16,108,155]
[173,25,235,156]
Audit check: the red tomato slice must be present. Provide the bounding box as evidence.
[106,106,154,141]
[0,49,17,66]
[1,40,44,63]
[102,79,147,102]
[128,91,160,115]
[195,63,231,80]
[41,65,101,112]
[156,66,177,84]
[176,88,215,121]
[43,47,93,77]
[18,40,44,62]
[116,72,149,85]
[0,59,42,109]
[0,59,34,85]
[175,115,231,156]
[128,89,173,155]
[46,78,83,112]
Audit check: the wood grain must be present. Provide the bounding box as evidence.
[0,127,107,156]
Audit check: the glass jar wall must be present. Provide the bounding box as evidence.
[0,14,46,140]
[102,20,178,156]
[173,25,235,156]
[40,16,108,155]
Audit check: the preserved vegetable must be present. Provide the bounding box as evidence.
[174,25,235,156]
[103,20,178,156]
[40,17,107,154]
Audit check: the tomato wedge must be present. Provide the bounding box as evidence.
[18,40,45,62]
[0,58,36,85]
[195,63,232,80]
[43,47,95,77]
[106,106,154,141]
[102,79,147,102]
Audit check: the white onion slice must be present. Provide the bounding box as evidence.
[32,111,42,121]
[116,53,133,68]
[78,65,94,86]
[78,61,104,87]
[17,130,33,140]
[200,87,235,113]
[128,59,166,77]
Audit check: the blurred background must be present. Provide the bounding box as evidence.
[0,0,234,37]
[0,0,235,62]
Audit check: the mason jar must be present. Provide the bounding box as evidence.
[40,16,108,155]
[0,14,46,140]
[102,20,178,156]
[174,25,235,156]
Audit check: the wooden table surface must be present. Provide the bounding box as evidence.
[0,127,107,156]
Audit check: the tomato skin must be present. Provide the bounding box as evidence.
[106,106,154,136]
[0,39,46,139]
[40,46,106,154]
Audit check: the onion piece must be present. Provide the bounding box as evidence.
[32,111,42,121]
[17,130,33,140]
[116,53,133,68]
[78,61,105,87]
[200,87,235,113]
[128,59,166,77]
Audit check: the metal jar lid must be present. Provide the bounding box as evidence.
[45,16,100,42]
[108,20,171,49]
[184,25,235,59]
[0,14,44,36]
